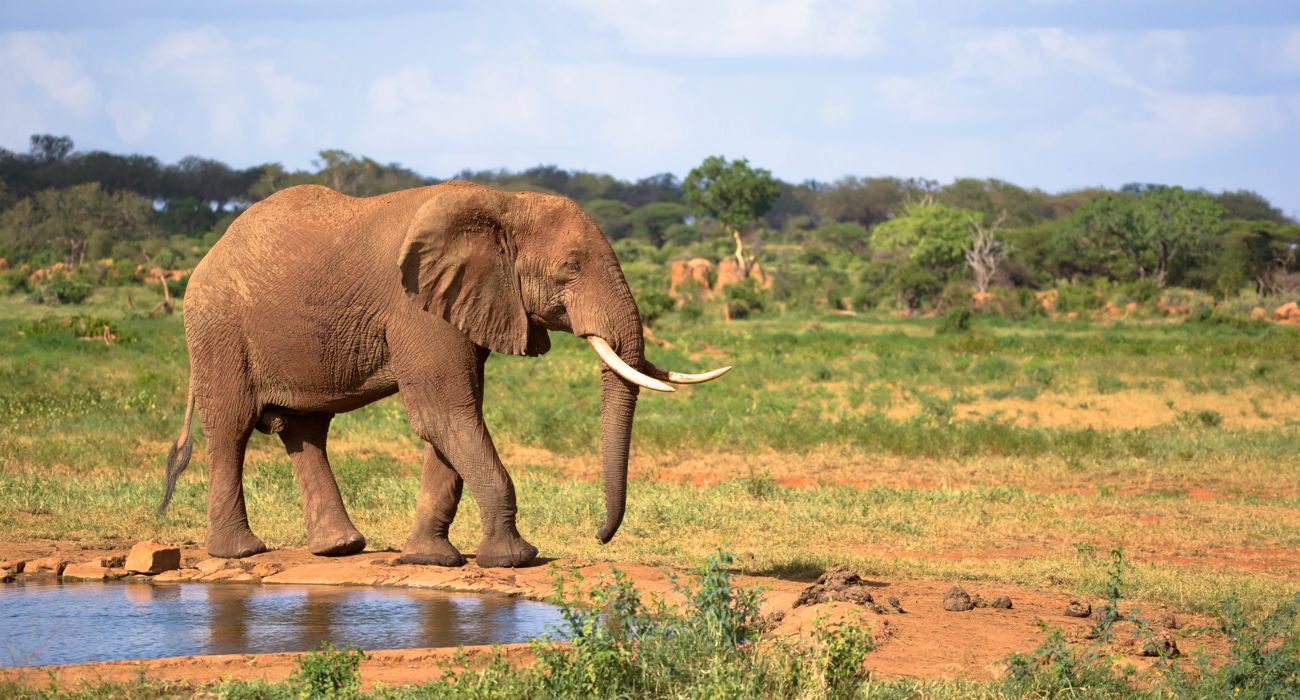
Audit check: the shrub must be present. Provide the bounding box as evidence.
[936,307,974,334]
[35,277,93,305]
[637,289,674,326]
[289,642,364,699]
[725,278,766,319]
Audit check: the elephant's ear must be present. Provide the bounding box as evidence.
[398,184,530,356]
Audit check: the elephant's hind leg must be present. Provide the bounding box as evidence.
[399,444,466,566]
[277,413,366,556]
[200,406,268,559]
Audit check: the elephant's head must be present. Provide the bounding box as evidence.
[398,181,729,544]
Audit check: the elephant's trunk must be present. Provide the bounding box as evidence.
[596,365,637,543]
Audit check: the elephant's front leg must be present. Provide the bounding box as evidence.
[398,444,467,566]
[389,320,538,568]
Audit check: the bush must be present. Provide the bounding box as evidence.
[289,642,364,698]
[34,277,93,305]
[423,552,876,698]
[936,307,974,334]
[725,278,766,319]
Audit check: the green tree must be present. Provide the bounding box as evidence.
[869,202,977,310]
[871,202,973,270]
[0,183,153,266]
[584,199,633,240]
[683,156,779,275]
[628,202,688,246]
[1066,187,1227,286]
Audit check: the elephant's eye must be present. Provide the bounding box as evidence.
[561,259,580,275]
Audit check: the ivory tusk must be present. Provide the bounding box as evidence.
[650,361,733,385]
[586,336,676,393]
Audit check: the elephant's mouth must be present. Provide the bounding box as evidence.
[584,335,731,392]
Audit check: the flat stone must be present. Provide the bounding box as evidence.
[203,569,260,583]
[153,568,202,582]
[63,562,113,580]
[125,542,181,575]
[27,555,69,575]
[262,563,387,586]
[249,562,284,578]
[195,558,231,575]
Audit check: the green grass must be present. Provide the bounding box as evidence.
[1,286,1299,620]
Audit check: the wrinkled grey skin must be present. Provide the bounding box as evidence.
[159,181,647,568]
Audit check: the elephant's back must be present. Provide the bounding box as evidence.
[190,185,433,303]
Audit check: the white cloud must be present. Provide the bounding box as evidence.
[1136,90,1296,157]
[564,0,888,57]
[105,97,153,142]
[1,32,100,116]
[124,26,315,149]
[358,60,688,172]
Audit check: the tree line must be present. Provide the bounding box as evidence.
[1,134,1296,315]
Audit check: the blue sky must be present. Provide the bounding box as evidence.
[2,1,1298,215]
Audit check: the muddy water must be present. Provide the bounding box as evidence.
[1,580,566,667]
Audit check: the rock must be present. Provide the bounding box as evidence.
[1250,306,1268,321]
[972,594,989,608]
[715,258,745,291]
[62,562,126,581]
[125,542,181,575]
[27,555,69,575]
[1158,612,1179,630]
[250,562,284,578]
[195,558,231,575]
[669,258,715,298]
[0,559,27,573]
[203,569,260,583]
[1065,600,1092,618]
[794,566,876,608]
[153,568,202,582]
[943,586,974,612]
[1142,630,1180,657]
[95,555,126,568]
[1275,301,1300,320]
[1,568,14,583]
[991,596,1013,609]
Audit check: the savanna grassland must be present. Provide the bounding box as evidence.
[2,283,1298,625]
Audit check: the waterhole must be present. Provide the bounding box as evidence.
[1,579,566,667]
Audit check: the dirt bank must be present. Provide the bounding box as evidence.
[1,540,1216,690]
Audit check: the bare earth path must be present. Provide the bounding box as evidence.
[0,541,1217,690]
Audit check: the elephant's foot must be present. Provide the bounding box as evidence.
[398,534,466,567]
[206,527,269,559]
[474,532,539,568]
[306,525,367,557]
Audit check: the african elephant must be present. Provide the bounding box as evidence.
[157,181,729,568]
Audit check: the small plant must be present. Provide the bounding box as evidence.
[1179,409,1224,428]
[936,307,973,334]
[810,615,875,698]
[743,467,778,500]
[289,641,364,699]
[1092,548,1126,642]
[1004,623,1132,696]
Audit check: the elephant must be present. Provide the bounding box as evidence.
[156,181,729,568]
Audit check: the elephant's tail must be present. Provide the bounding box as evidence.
[158,381,195,514]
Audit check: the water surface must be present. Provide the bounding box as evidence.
[1,580,564,667]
